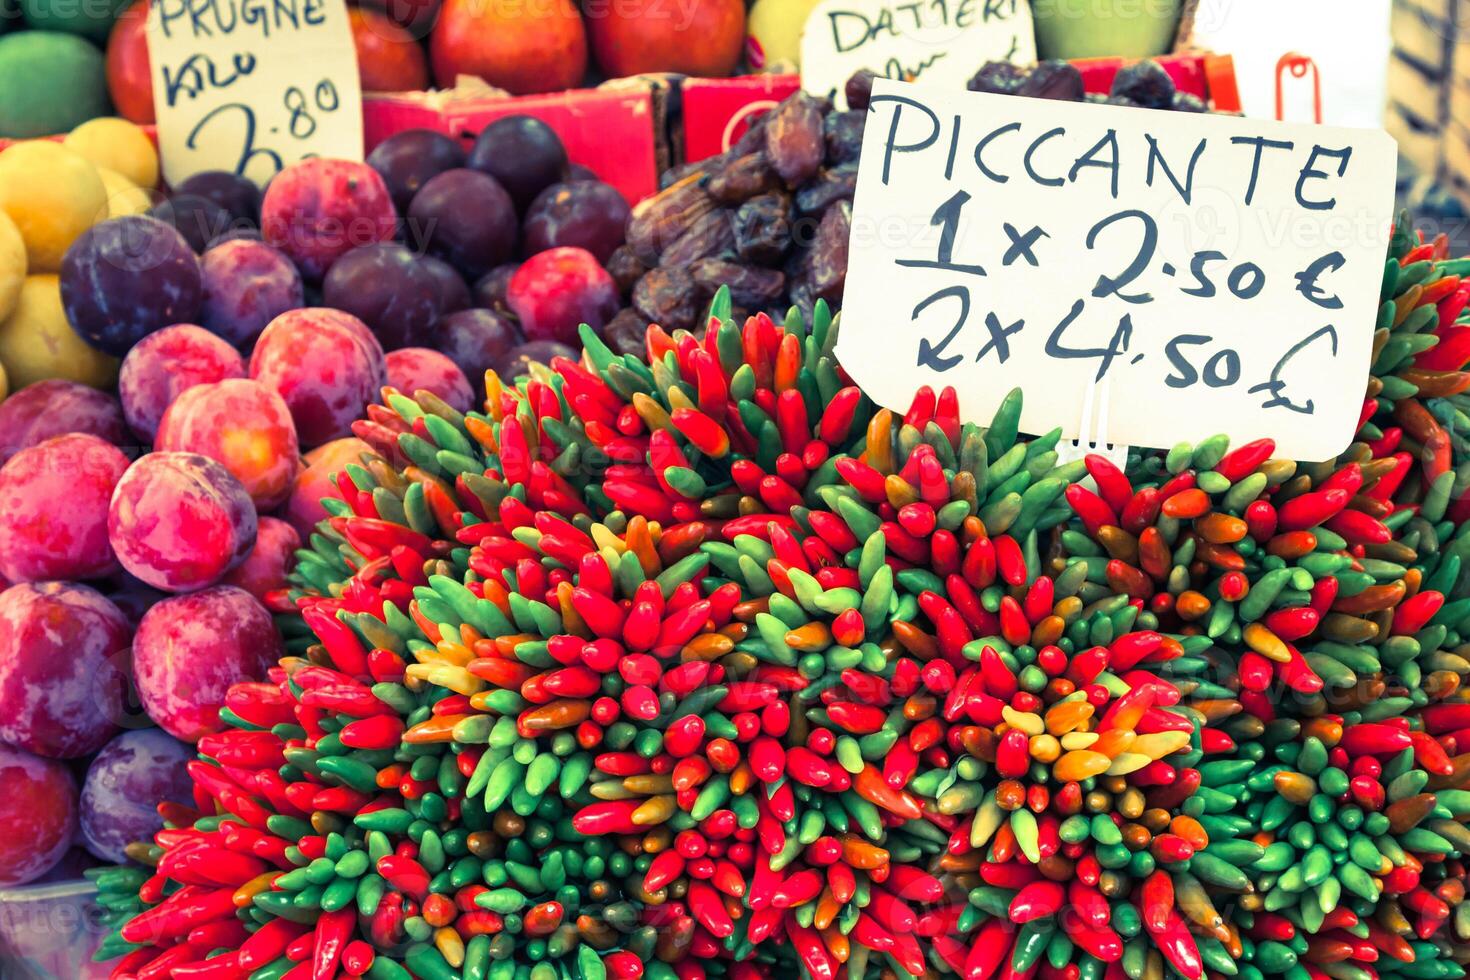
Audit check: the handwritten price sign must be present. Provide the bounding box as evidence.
[839,80,1397,462]
[146,0,364,187]
[800,0,1034,107]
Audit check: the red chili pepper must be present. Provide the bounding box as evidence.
[169,953,247,980]
[1138,870,1174,932]
[884,866,943,904]
[1065,484,1117,535]
[1348,774,1386,810]
[963,917,1013,979]
[772,869,823,909]
[1082,453,1132,513]
[122,887,236,945]
[1070,921,1124,962]
[1409,731,1455,776]
[1277,644,1324,695]
[1275,488,1349,531]
[1339,723,1414,756]
[827,701,887,735]
[1148,911,1204,979]
[1068,879,1110,928]
[1009,880,1065,922]
[309,908,354,980]
[995,534,1026,586]
[572,799,642,834]
[1325,508,1391,545]
[337,714,405,750]
[1393,590,1445,636]
[981,861,1040,889]
[686,880,733,938]
[1423,703,1470,734]
[1213,438,1275,482]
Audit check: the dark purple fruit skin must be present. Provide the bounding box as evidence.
[566,163,598,182]
[435,308,520,385]
[148,194,237,254]
[323,242,441,350]
[79,729,195,863]
[61,216,203,357]
[418,255,470,315]
[102,572,165,628]
[368,128,468,214]
[522,181,630,264]
[495,339,577,381]
[473,264,519,316]
[199,240,304,349]
[176,171,262,225]
[408,169,518,280]
[0,380,128,463]
[466,115,569,212]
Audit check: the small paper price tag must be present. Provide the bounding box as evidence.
[800,0,1035,107]
[146,0,365,188]
[838,79,1398,462]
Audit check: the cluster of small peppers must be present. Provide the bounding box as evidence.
[88,633,685,980]
[1182,713,1470,980]
[96,250,1470,980]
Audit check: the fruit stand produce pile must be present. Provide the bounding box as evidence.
[68,205,1470,980]
[0,50,1465,980]
[0,112,646,895]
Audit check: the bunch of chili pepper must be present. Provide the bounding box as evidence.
[1360,213,1470,522]
[96,268,1470,980]
[91,631,692,980]
[1171,712,1470,980]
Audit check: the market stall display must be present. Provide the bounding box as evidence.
[0,3,1460,979]
[80,205,1470,976]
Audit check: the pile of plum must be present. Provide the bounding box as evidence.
[0,115,637,890]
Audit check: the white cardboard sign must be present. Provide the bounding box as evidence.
[800,0,1035,106]
[839,79,1398,462]
[146,0,365,188]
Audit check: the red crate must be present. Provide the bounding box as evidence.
[680,53,1240,163]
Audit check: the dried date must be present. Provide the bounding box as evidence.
[808,201,850,305]
[1019,61,1086,101]
[633,266,701,333]
[708,152,781,204]
[824,111,865,166]
[603,306,652,357]
[689,259,786,309]
[627,174,718,264]
[765,92,826,189]
[659,209,735,267]
[795,164,857,216]
[606,245,650,297]
[732,192,793,266]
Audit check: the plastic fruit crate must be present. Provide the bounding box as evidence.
[0,879,111,979]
